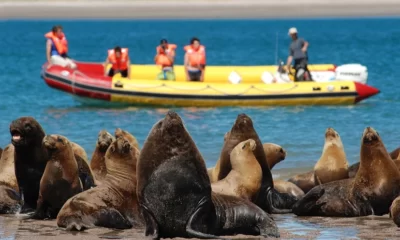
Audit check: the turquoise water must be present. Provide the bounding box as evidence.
[0,18,399,171]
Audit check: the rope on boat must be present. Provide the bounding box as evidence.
[120,82,299,96]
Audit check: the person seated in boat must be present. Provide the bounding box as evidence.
[104,46,131,79]
[45,25,77,69]
[154,39,177,80]
[285,27,313,82]
[184,37,206,82]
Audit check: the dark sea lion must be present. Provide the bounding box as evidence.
[115,128,140,151]
[0,144,21,213]
[264,143,286,170]
[390,196,400,227]
[57,134,141,230]
[90,130,115,182]
[70,142,96,190]
[10,117,47,212]
[30,135,82,220]
[211,139,262,201]
[218,114,296,213]
[313,128,349,184]
[292,127,400,217]
[137,111,279,239]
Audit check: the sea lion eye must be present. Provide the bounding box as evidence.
[57,137,64,144]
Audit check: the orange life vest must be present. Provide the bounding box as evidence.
[155,44,177,67]
[184,45,206,67]
[108,48,129,70]
[45,31,68,55]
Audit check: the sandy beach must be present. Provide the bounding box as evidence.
[1,0,400,19]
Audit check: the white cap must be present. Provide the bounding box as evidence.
[288,27,297,35]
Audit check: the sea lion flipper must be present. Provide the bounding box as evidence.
[186,197,223,240]
[140,204,160,239]
[292,187,326,216]
[95,208,133,229]
[266,188,297,214]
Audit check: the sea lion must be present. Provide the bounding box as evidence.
[264,143,286,170]
[0,144,21,213]
[10,117,47,212]
[218,114,296,213]
[211,139,262,201]
[30,135,82,219]
[137,111,279,239]
[273,180,305,199]
[90,130,115,181]
[313,128,349,184]
[287,170,316,194]
[391,147,400,160]
[390,196,400,227]
[57,134,141,230]
[115,128,140,151]
[292,127,400,217]
[70,142,96,190]
[0,147,3,158]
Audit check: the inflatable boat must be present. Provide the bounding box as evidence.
[41,61,379,107]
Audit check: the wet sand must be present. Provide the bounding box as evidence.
[1,0,400,19]
[1,212,399,239]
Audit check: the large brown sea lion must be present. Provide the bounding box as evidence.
[218,114,296,213]
[57,133,141,230]
[0,144,21,213]
[30,135,82,219]
[70,142,96,190]
[390,196,400,227]
[349,147,400,178]
[292,127,400,217]
[10,117,47,212]
[90,130,115,181]
[211,139,262,201]
[313,128,349,184]
[137,112,279,239]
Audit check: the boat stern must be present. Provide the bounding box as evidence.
[354,82,380,103]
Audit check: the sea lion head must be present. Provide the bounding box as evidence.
[43,134,69,152]
[263,143,286,170]
[97,130,114,152]
[10,117,45,148]
[360,127,388,160]
[148,111,187,146]
[231,114,254,135]
[115,128,139,150]
[105,134,138,176]
[231,139,256,166]
[324,127,343,148]
[108,136,132,156]
[362,127,380,146]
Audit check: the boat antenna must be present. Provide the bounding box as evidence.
[275,31,279,64]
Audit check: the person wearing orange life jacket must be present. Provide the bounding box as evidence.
[103,46,131,79]
[184,37,206,82]
[154,39,177,80]
[45,25,76,69]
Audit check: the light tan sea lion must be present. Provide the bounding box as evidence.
[30,135,82,219]
[211,139,262,200]
[293,127,400,217]
[264,143,286,170]
[218,114,296,213]
[0,144,21,213]
[90,130,115,182]
[136,111,279,239]
[313,127,349,184]
[57,134,142,231]
[273,180,305,199]
[70,142,96,190]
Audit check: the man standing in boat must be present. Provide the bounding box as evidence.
[104,46,131,79]
[184,37,206,82]
[285,27,312,81]
[154,39,177,80]
[45,25,77,69]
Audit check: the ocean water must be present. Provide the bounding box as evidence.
[0,18,399,172]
